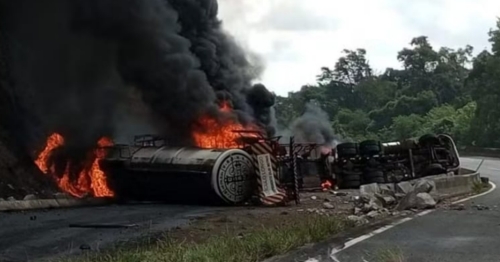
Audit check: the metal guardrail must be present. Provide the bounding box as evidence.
[459,146,500,158]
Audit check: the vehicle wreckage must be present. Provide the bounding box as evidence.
[280,134,461,190]
[98,133,460,206]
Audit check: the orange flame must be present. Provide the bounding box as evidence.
[34,133,114,198]
[192,101,261,149]
[321,180,332,191]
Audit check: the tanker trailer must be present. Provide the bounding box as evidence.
[100,144,256,205]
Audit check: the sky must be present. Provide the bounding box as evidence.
[218,0,500,96]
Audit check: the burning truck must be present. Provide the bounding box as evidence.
[280,134,461,190]
[99,134,257,205]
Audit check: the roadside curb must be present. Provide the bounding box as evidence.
[429,168,481,200]
[0,197,113,212]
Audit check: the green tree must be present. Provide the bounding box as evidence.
[390,114,425,139]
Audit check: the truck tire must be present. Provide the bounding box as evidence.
[359,140,381,156]
[337,143,358,157]
[341,170,361,188]
[364,170,385,184]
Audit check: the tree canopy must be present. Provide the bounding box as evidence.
[274,19,500,147]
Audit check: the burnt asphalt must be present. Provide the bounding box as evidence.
[0,204,224,262]
[290,157,500,262]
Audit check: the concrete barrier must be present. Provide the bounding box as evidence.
[0,197,113,212]
[427,168,481,200]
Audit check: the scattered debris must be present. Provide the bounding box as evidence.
[323,203,335,209]
[310,196,317,200]
[416,193,437,209]
[393,178,438,211]
[23,194,38,200]
[366,210,380,219]
[395,181,414,195]
[449,204,466,211]
[391,211,400,216]
[414,180,436,194]
[376,194,396,206]
[79,244,91,250]
[330,191,348,196]
[472,204,490,211]
[379,184,396,197]
[347,215,369,225]
[360,183,380,196]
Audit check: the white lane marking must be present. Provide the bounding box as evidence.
[452,181,496,204]
[330,217,412,256]
[330,181,497,257]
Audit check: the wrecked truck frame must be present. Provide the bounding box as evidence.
[333,134,461,189]
[99,134,303,206]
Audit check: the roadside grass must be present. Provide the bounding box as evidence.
[471,180,490,194]
[373,247,406,262]
[61,215,354,262]
[472,180,483,194]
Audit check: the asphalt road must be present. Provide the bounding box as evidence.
[331,157,500,262]
[0,204,224,262]
[2,158,498,262]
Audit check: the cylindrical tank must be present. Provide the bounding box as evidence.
[101,147,255,205]
[382,139,417,155]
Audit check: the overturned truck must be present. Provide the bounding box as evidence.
[333,134,460,189]
[99,135,257,205]
[99,134,297,206]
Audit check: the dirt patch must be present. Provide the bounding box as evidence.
[164,190,361,244]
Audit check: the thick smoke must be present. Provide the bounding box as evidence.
[1,0,276,153]
[291,102,337,147]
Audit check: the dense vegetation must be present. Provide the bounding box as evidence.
[275,19,500,147]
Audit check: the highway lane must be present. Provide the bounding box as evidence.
[331,157,500,262]
[0,204,224,262]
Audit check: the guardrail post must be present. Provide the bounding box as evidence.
[290,136,300,205]
[476,159,485,172]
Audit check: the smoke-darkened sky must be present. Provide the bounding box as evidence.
[219,0,500,96]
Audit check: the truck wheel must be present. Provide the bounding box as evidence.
[337,143,358,157]
[359,140,381,156]
[364,170,385,184]
[341,170,361,188]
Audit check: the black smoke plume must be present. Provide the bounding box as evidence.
[1,0,275,147]
[291,102,337,147]
[0,0,276,186]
